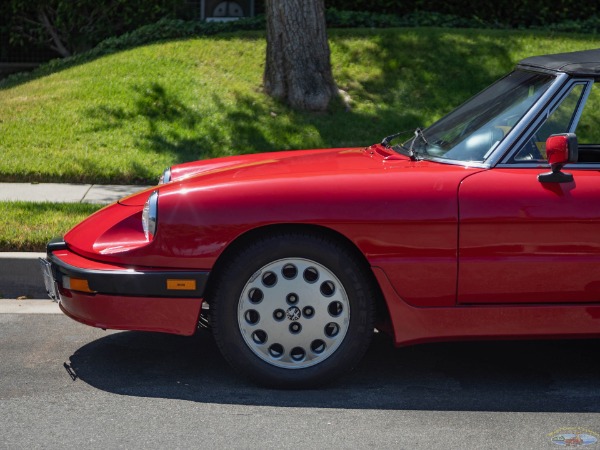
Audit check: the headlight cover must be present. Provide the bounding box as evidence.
[159,167,172,184]
[142,191,158,241]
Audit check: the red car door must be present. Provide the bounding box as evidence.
[457,167,600,304]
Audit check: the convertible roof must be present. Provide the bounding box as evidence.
[517,49,600,78]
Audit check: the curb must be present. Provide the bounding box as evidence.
[0,252,47,299]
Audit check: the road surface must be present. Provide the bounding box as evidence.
[1,300,599,449]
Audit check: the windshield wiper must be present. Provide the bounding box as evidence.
[380,129,417,160]
[408,127,429,158]
[381,130,409,148]
[381,128,429,160]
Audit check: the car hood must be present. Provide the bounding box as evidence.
[119,145,420,206]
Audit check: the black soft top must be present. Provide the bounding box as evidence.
[517,49,600,78]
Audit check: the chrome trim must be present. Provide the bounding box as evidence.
[498,162,600,170]
[564,163,600,169]
[485,72,570,167]
[407,157,490,169]
[496,162,548,169]
[142,191,158,240]
[159,167,172,184]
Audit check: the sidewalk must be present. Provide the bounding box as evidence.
[0,183,152,299]
[0,183,152,203]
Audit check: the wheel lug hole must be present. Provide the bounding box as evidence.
[262,271,277,287]
[286,293,299,305]
[282,264,298,280]
[320,281,335,297]
[244,310,260,325]
[325,322,340,338]
[303,267,319,283]
[290,347,305,361]
[311,339,325,354]
[328,301,343,317]
[273,309,285,321]
[303,306,315,318]
[252,330,267,344]
[248,288,263,304]
[289,322,302,334]
[269,343,284,358]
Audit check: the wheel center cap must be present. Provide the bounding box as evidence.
[286,306,301,321]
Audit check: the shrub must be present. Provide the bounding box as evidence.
[325,0,600,28]
[6,0,185,57]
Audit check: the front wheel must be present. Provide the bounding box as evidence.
[209,233,375,388]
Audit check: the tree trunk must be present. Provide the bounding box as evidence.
[263,0,337,111]
[38,7,71,58]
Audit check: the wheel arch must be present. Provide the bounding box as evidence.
[204,223,392,333]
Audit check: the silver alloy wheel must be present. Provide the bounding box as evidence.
[237,257,350,369]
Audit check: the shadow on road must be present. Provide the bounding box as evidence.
[67,330,600,412]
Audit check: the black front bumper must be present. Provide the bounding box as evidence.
[42,239,209,299]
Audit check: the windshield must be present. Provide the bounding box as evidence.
[398,70,556,162]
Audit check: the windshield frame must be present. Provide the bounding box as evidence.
[394,70,569,168]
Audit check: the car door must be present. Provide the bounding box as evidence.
[457,79,600,304]
[457,167,600,304]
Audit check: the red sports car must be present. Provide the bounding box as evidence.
[41,49,600,387]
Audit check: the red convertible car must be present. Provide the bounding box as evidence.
[41,49,600,387]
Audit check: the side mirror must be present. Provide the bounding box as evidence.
[538,133,578,183]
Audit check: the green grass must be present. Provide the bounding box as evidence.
[0,202,102,252]
[1,28,600,185]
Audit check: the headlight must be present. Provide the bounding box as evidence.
[142,191,158,241]
[159,167,171,184]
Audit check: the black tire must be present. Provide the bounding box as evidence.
[209,232,375,388]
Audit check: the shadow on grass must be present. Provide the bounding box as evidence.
[85,82,275,164]
[9,28,593,185]
[80,29,521,171]
[67,330,600,412]
[333,29,516,111]
[85,80,422,169]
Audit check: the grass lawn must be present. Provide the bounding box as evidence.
[0,202,102,251]
[2,27,600,251]
[2,28,600,184]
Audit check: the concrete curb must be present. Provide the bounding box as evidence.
[0,253,47,299]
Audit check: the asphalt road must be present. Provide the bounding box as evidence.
[2,303,600,449]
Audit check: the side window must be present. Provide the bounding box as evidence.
[537,84,584,141]
[575,83,600,143]
[513,84,585,162]
[573,83,600,163]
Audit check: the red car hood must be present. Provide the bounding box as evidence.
[119,146,413,206]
